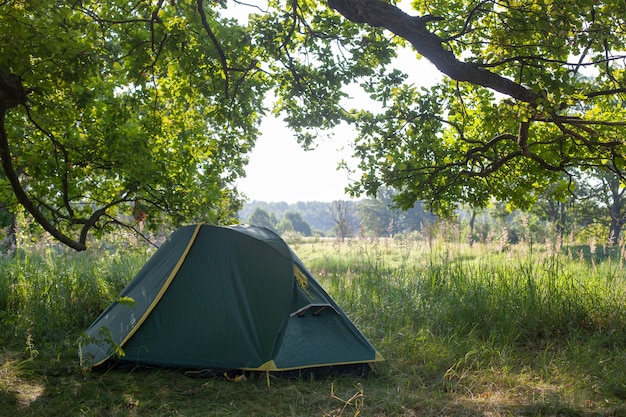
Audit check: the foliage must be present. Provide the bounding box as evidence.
[326,199,359,239]
[240,200,337,232]
[526,164,626,245]
[245,206,313,235]
[246,206,278,231]
[0,1,275,249]
[582,166,626,244]
[282,210,312,235]
[357,187,437,237]
[0,0,398,249]
[3,0,626,248]
[275,216,295,234]
[336,0,626,215]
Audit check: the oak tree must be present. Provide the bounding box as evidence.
[333,0,626,214]
[2,0,626,249]
[0,0,394,249]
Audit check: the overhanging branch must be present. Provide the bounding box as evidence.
[327,0,540,103]
[0,71,106,251]
[197,0,230,99]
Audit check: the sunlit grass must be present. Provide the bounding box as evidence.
[1,235,626,416]
[295,237,626,412]
[297,238,626,346]
[0,244,152,349]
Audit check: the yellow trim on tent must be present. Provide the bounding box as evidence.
[293,265,308,290]
[241,354,385,373]
[256,360,279,371]
[249,357,385,388]
[94,223,203,366]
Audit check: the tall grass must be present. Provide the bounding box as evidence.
[0,243,151,352]
[296,238,626,384]
[2,235,626,415]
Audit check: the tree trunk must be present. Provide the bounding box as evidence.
[468,208,476,246]
[0,71,87,250]
[608,196,624,245]
[0,203,16,253]
[608,217,622,245]
[606,173,625,246]
[557,201,565,241]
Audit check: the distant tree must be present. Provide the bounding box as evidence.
[396,202,437,234]
[326,200,358,241]
[276,217,295,235]
[239,201,337,233]
[581,167,626,245]
[460,205,479,246]
[283,211,312,236]
[247,208,277,231]
[527,165,626,245]
[357,198,392,237]
[0,203,15,252]
[357,188,437,237]
[528,175,576,241]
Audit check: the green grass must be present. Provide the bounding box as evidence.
[2,236,626,416]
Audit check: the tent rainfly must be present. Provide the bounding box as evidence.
[80,224,383,373]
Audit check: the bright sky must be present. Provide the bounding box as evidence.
[232,0,444,203]
[236,119,357,203]
[236,50,442,203]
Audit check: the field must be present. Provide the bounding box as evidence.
[1,234,626,416]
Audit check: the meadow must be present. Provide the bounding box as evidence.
[1,233,626,416]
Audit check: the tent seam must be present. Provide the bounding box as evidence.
[240,355,385,372]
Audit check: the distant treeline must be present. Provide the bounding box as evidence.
[238,198,436,238]
[238,201,337,232]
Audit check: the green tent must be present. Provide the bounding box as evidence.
[80,224,383,372]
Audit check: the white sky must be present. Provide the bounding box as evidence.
[236,119,357,203]
[236,51,442,203]
[231,1,443,203]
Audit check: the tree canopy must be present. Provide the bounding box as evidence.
[1,0,625,249]
[335,0,626,214]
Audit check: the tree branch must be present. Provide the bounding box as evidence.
[22,106,75,218]
[0,71,87,250]
[327,0,540,103]
[197,0,230,99]
[586,88,626,98]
